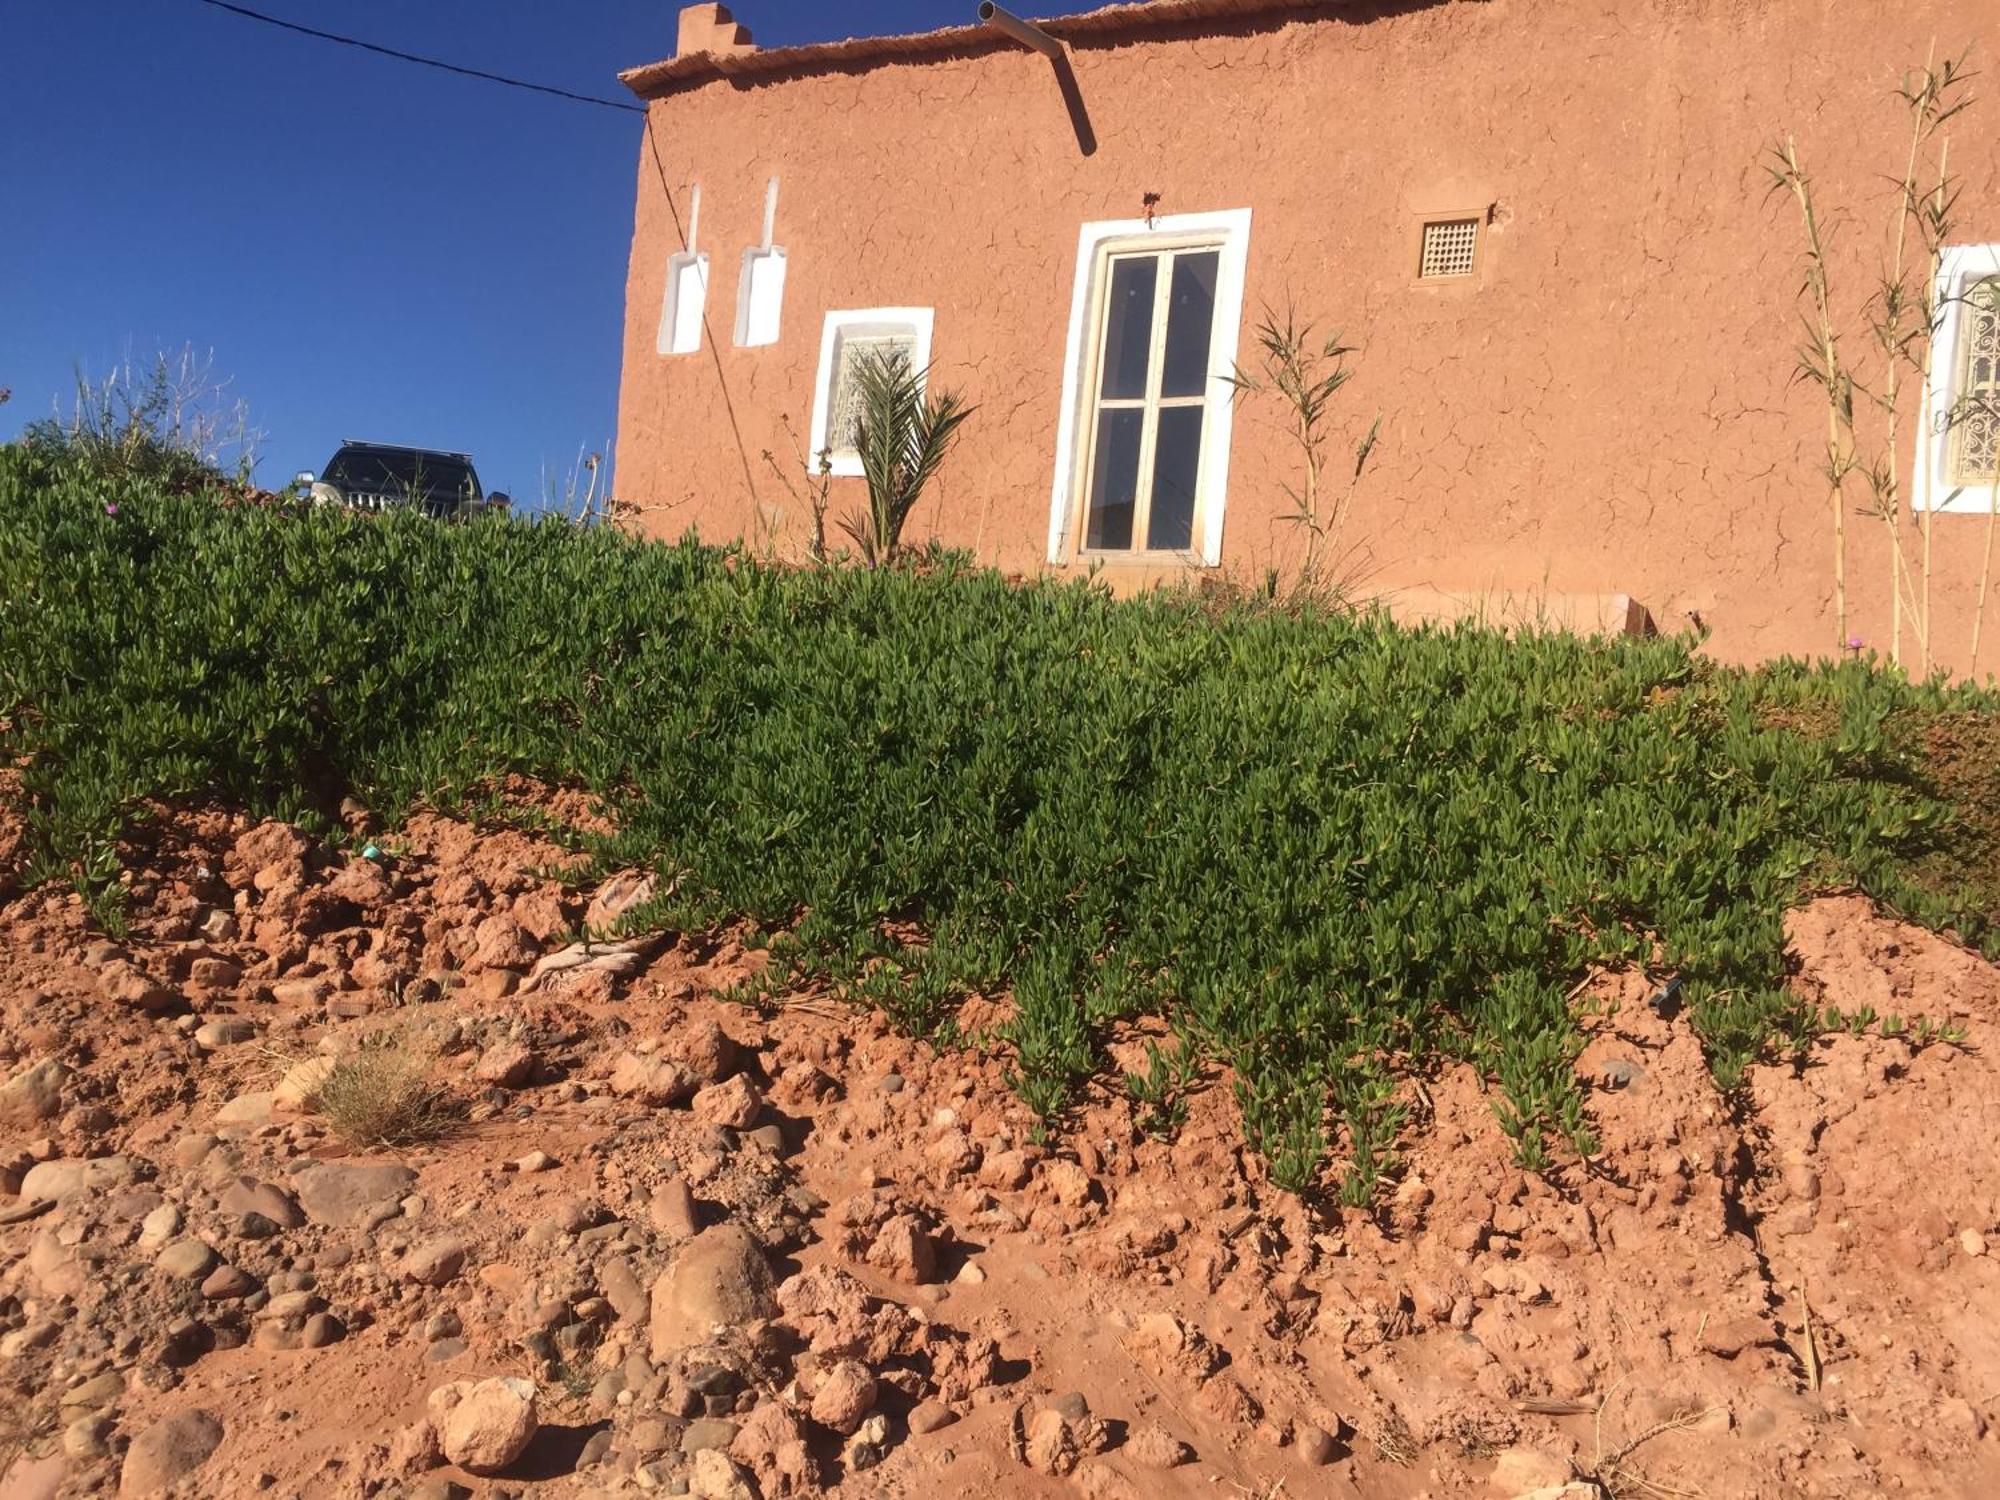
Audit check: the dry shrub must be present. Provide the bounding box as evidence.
[317,1032,464,1147]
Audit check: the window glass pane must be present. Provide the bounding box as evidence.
[1098,256,1158,401]
[1085,408,1143,550]
[1160,251,1220,398]
[1147,406,1204,551]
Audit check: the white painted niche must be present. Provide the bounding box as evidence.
[734,177,787,349]
[658,183,709,357]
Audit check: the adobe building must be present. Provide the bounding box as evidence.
[615,0,2000,673]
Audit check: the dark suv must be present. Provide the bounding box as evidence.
[297,441,503,520]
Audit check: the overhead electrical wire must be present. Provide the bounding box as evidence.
[193,0,646,114]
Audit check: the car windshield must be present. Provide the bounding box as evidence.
[324,450,479,503]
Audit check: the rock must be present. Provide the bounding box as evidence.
[1961,1228,1988,1258]
[405,1238,469,1287]
[22,1156,138,1203]
[218,1177,305,1230]
[908,1399,959,1435]
[234,821,309,886]
[513,1149,558,1173]
[692,1074,762,1131]
[1024,1407,1081,1477]
[1489,1447,1573,1495]
[293,1162,416,1227]
[474,1041,536,1088]
[1294,1420,1340,1465]
[650,1175,701,1238]
[1127,1423,1193,1469]
[119,1409,223,1494]
[325,858,391,907]
[844,1412,891,1472]
[194,1018,256,1050]
[927,1128,980,1177]
[150,1240,215,1288]
[671,1019,739,1084]
[600,1254,650,1326]
[301,1312,345,1348]
[1039,1159,1096,1208]
[271,977,332,1008]
[609,1052,696,1107]
[214,1091,278,1128]
[0,1057,68,1128]
[1698,1315,1773,1359]
[868,1213,938,1283]
[471,915,539,970]
[275,1057,335,1111]
[730,1401,820,1495]
[200,1263,258,1300]
[649,1224,777,1358]
[810,1361,878,1435]
[138,1203,183,1249]
[100,960,179,1014]
[60,1371,126,1412]
[681,1418,741,1454]
[435,1377,539,1474]
[689,1448,757,1500]
[979,1148,1032,1191]
[64,1411,115,1459]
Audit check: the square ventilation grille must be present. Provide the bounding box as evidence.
[1419,217,1480,280]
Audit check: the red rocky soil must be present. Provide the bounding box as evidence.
[0,806,1996,1499]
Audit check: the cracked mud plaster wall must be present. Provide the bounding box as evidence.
[615,0,2000,673]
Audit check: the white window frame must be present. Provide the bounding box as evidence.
[808,308,934,478]
[1047,208,1252,566]
[1915,242,2000,513]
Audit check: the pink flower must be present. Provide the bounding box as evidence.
[104,503,119,515]
[1845,635,1864,651]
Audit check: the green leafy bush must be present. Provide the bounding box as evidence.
[2,446,1995,1192]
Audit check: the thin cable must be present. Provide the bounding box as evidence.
[194,0,645,114]
[643,117,762,509]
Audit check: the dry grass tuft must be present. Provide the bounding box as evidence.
[317,1032,464,1148]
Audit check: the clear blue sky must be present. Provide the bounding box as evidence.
[2,0,963,503]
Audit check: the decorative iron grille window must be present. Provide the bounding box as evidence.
[1952,275,2000,488]
[1419,217,1480,280]
[828,335,916,454]
[808,310,934,478]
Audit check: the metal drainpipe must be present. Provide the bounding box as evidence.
[978,2,1063,59]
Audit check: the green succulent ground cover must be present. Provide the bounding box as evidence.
[5,448,1996,1197]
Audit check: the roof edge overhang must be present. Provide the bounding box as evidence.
[620,0,1408,101]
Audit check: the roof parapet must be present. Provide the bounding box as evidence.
[676,3,756,61]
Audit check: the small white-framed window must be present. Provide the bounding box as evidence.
[1916,243,2000,512]
[1047,209,1251,565]
[808,308,934,477]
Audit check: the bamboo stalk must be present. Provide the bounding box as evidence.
[1973,466,1999,670]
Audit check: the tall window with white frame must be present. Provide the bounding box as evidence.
[1079,243,1223,554]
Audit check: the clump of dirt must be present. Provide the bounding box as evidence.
[0,803,1996,1499]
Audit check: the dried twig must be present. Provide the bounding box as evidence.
[1795,1278,1822,1393]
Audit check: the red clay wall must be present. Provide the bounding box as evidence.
[614,0,2000,674]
